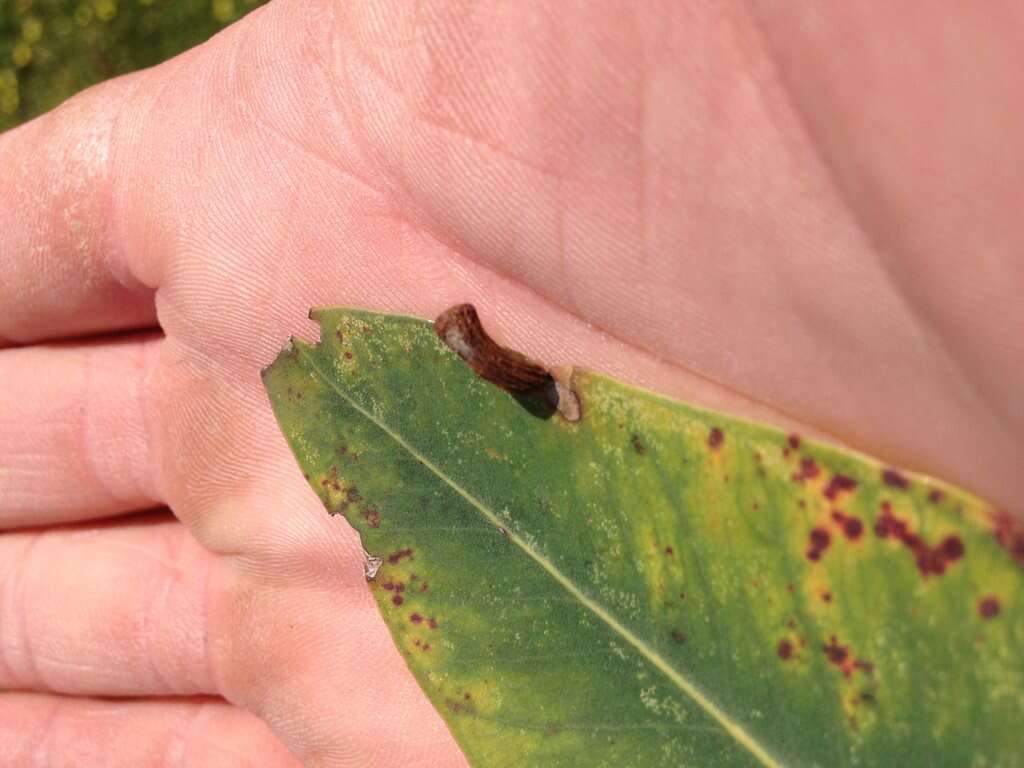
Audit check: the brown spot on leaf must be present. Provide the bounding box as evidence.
[991,509,1024,567]
[831,510,864,540]
[631,434,646,454]
[671,629,687,644]
[823,474,858,501]
[939,536,964,562]
[446,697,475,714]
[807,527,831,561]
[362,508,380,528]
[875,503,965,577]
[344,351,353,359]
[792,457,821,483]
[928,489,945,504]
[777,640,794,660]
[392,594,404,606]
[821,636,873,679]
[664,546,674,556]
[788,433,801,450]
[882,468,910,490]
[978,596,1001,619]
[708,427,724,450]
[428,617,439,630]
[823,636,848,666]
[388,548,414,564]
[410,613,423,624]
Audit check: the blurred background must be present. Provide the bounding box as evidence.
[0,0,269,132]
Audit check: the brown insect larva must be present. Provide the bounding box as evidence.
[434,304,553,392]
[434,303,581,421]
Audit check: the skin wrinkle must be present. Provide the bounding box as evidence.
[105,60,189,293]
[414,108,565,183]
[161,520,216,698]
[872,258,1022,445]
[30,696,62,768]
[252,112,385,202]
[2,534,43,691]
[138,545,181,696]
[95,76,154,295]
[201,548,226,708]
[0,552,19,689]
[83,341,132,505]
[140,342,168,506]
[163,698,202,767]
[752,5,1024,471]
[738,2,1002,439]
[172,701,251,767]
[175,698,302,768]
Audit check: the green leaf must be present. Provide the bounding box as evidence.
[262,307,1023,767]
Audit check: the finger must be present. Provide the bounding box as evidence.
[0,514,215,696]
[0,334,163,529]
[0,75,156,346]
[0,693,299,768]
[0,502,468,766]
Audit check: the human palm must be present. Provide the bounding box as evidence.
[1,2,1020,765]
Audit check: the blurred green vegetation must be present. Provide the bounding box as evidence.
[0,0,269,132]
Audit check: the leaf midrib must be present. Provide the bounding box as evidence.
[300,343,781,768]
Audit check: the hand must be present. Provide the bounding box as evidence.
[2,1,1021,765]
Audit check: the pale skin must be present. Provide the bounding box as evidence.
[0,1,1022,765]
